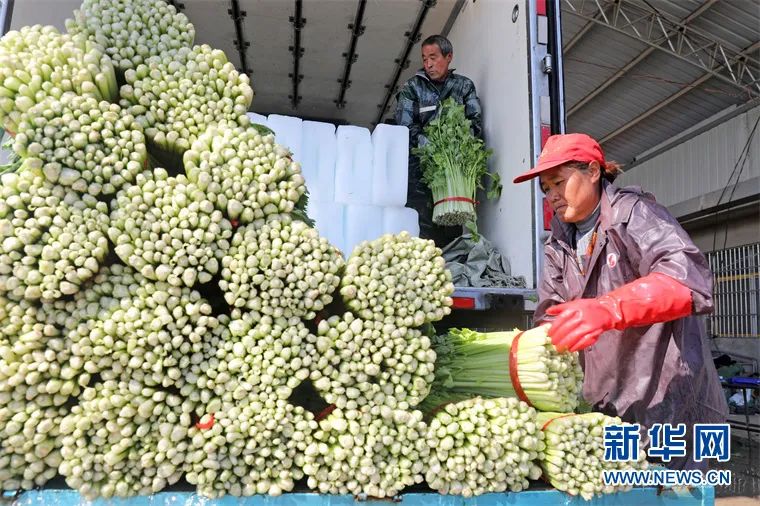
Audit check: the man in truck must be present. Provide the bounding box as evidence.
[395,34,483,247]
[514,133,727,471]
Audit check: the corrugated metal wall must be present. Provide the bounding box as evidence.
[617,106,760,210]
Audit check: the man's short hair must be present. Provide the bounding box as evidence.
[421,35,452,57]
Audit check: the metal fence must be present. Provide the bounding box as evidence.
[706,243,760,339]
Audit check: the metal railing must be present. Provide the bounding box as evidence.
[706,243,760,339]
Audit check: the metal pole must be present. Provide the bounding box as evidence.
[742,386,751,444]
[753,243,759,337]
[755,244,759,337]
[719,249,724,337]
[0,0,13,36]
[742,245,749,336]
[728,250,736,337]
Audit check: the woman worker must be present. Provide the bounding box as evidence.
[513,133,727,470]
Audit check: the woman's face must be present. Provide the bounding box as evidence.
[539,162,602,223]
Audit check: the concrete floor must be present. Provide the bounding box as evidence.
[716,498,760,505]
[728,414,760,443]
[713,433,760,504]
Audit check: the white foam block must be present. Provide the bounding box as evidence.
[268,114,304,162]
[371,124,409,207]
[344,204,384,256]
[383,207,420,237]
[246,112,269,128]
[334,125,373,205]
[309,200,346,256]
[301,121,337,203]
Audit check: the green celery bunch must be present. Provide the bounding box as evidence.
[412,98,494,229]
[422,326,584,413]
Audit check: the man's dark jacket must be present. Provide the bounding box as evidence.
[395,69,483,198]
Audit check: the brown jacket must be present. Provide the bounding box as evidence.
[535,182,728,470]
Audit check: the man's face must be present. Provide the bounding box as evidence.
[422,44,452,81]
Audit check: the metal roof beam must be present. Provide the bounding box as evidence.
[564,7,607,53]
[375,0,437,125]
[228,0,252,77]
[599,40,760,149]
[441,0,466,37]
[562,0,760,98]
[567,0,718,117]
[335,0,368,109]
[288,0,305,109]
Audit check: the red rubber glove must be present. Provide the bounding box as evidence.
[546,272,693,352]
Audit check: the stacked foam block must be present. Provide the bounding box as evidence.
[247,113,418,256]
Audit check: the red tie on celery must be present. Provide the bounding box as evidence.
[421,326,584,413]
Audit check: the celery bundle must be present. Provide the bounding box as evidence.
[303,407,429,498]
[536,412,649,500]
[425,397,543,496]
[412,98,491,227]
[422,326,583,413]
[0,25,117,133]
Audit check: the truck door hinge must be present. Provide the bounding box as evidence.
[542,54,553,75]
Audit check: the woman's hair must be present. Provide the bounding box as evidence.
[567,160,623,183]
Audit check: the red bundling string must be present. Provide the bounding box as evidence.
[196,413,215,430]
[541,413,576,432]
[315,404,336,422]
[508,331,533,407]
[433,196,479,207]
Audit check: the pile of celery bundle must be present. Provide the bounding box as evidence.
[425,397,543,496]
[537,412,649,500]
[422,326,583,413]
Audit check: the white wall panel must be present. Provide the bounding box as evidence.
[447,0,534,285]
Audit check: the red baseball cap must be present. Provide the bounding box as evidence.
[513,133,606,184]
